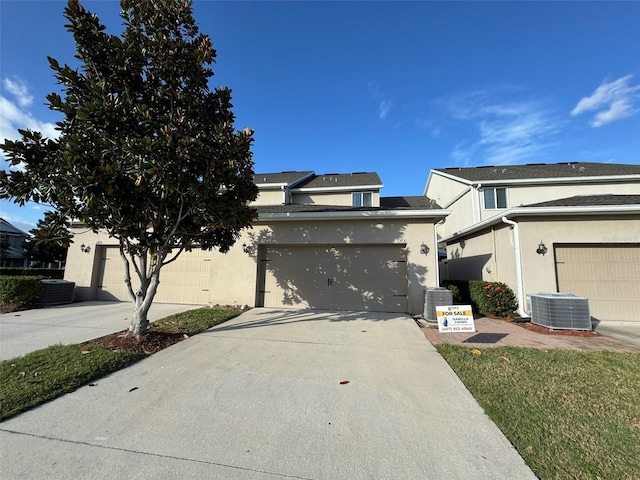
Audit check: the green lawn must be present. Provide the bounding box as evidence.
[437,344,640,479]
[0,307,241,421]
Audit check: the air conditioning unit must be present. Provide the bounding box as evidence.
[38,279,75,306]
[423,287,453,322]
[530,293,591,331]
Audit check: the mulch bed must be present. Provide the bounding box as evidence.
[83,329,188,355]
[514,321,598,337]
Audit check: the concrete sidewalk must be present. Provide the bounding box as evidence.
[0,308,535,479]
[0,301,201,361]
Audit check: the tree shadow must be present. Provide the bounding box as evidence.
[243,219,428,314]
[204,308,406,333]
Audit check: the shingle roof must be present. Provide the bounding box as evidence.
[435,162,640,182]
[253,171,314,186]
[380,196,442,209]
[0,218,28,236]
[524,194,640,207]
[255,196,442,215]
[292,172,382,189]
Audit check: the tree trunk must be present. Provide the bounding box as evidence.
[126,257,162,339]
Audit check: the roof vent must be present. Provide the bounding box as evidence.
[263,177,267,182]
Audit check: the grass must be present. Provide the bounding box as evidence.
[437,344,640,479]
[152,306,241,335]
[0,307,241,421]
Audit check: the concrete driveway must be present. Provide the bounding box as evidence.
[0,301,202,361]
[0,308,535,479]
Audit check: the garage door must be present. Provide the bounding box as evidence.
[555,244,640,322]
[96,246,213,304]
[259,245,407,312]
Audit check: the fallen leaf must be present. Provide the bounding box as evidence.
[19,371,25,377]
[632,423,640,429]
[128,387,138,392]
[89,383,97,387]
[339,380,350,385]
[81,350,91,355]
[501,356,510,362]
[183,334,189,339]
[471,348,482,356]
[143,349,152,355]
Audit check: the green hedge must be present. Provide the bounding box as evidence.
[442,280,518,318]
[0,268,64,279]
[0,276,44,308]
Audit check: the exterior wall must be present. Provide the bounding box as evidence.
[429,173,640,237]
[65,217,439,315]
[251,189,284,205]
[291,191,380,207]
[516,215,640,298]
[478,181,640,222]
[442,214,640,314]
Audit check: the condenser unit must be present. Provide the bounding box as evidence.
[530,293,591,331]
[423,287,453,322]
[38,279,75,306]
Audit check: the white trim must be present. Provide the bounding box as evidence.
[442,204,640,242]
[291,184,383,193]
[258,209,450,222]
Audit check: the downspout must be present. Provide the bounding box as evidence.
[474,183,483,223]
[501,216,528,317]
[434,218,446,286]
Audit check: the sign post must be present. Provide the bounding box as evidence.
[436,305,475,333]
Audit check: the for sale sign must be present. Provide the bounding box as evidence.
[436,305,475,333]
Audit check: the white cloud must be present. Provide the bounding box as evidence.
[447,90,561,165]
[571,75,640,127]
[3,77,34,108]
[0,77,58,165]
[368,82,394,120]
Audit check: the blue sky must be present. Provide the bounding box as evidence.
[1,1,639,233]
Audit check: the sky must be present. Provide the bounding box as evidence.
[1,0,639,234]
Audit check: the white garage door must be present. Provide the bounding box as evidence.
[555,244,640,322]
[97,246,213,304]
[260,245,407,312]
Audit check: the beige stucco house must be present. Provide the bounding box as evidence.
[65,171,448,315]
[424,162,640,323]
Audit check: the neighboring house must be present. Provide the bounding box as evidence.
[64,171,448,315]
[0,218,29,268]
[424,162,640,323]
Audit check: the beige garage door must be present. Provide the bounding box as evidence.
[97,246,213,304]
[555,244,640,322]
[259,245,407,312]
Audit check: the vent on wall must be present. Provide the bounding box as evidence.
[530,293,591,331]
[423,287,453,322]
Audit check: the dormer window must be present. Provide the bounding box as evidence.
[483,187,507,209]
[352,192,373,207]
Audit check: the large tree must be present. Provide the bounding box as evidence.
[23,211,71,267]
[0,0,258,336]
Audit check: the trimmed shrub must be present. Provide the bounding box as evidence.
[441,281,463,304]
[0,268,64,279]
[469,280,518,318]
[0,276,44,308]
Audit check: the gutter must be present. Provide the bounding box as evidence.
[501,217,528,317]
[257,209,450,222]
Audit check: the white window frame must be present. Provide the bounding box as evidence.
[483,187,507,209]
[352,191,373,207]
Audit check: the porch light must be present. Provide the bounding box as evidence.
[420,243,430,255]
[536,241,547,256]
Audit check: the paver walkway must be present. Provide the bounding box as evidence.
[421,317,640,353]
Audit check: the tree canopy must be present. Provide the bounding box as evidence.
[0,0,258,335]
